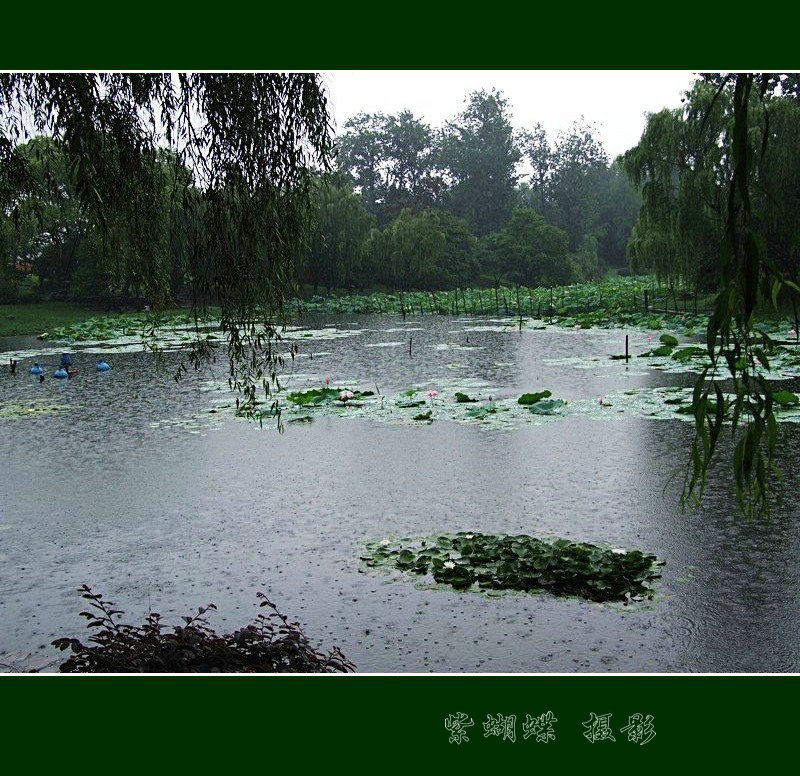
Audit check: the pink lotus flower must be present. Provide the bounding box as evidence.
[325,376,331,386]
[645,335,653,343]
[338,390,354,402]
[426,390,439,399]
[789,329,797,338]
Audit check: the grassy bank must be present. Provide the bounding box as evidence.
[0,303,103,338]
[0,302,201,339]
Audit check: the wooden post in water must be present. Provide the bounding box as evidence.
[625,334,629,363]
[400,291,406,320]
[409,337,413,357]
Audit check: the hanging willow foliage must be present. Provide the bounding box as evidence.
[683,73,800,517]
[0,73,333,422]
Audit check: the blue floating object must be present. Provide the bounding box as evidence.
[30,363,43,375]
[96,360,110,372]
[54,367,68,379]
[60,353,73,366]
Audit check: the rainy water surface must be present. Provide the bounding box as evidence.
[1,314,799,672]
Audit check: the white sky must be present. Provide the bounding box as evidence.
[323,70,696,160]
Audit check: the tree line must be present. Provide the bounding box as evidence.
[2,76,800,306]
[300,89,640,294]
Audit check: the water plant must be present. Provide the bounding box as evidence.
[362,533,663,604]
[285,386,373,406]
[528,399,567,415]
[518,390,552,405]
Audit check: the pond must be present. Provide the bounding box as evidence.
[1,314,800,672]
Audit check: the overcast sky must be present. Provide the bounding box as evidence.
[323,70,697,160]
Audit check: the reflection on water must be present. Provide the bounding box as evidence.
[1,315,799,672]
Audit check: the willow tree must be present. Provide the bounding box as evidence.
[0,73,332,417]
[623,80,730,288]
[684,73,800,516]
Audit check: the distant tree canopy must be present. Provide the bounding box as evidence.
[5,74,799,316]
[1,81,646,309]
[440,89,521,237]
[319,91,642,295]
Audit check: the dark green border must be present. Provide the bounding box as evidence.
[1,675,794,767]
[1,9,797,766]
[0,6,794,68]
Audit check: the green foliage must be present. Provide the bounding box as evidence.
[528,398,567,415]
[624,76,800,291]
[454,391,478,403]
[336,111,441,224]
[42,309,203,341]
[285,387,341,406]
[440,89,521,237]
[517,390,552,405]
[672,346,707,362]
[681,73,800,517]
[771,390,799,406]
[481,207,572,287]
[284,387,372,406]
[299,177,375,293]
[364,209,445,290]
[362,533,663,603]
[638,345,674,357]
[0,73,333,421]
[0,301,102,337]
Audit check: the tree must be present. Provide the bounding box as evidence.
[481,207,571,288]
[365,209,446,290]
[547,121,609,251]
[675,72,800,516]
[336,113,387,221]
[0,73,332,416]
[440,89,521,236]
[302,179,375,293]
[596,159,641,267]
[623,81,730,288]
[336,111,440,224]
[518,122,551,214]
[423,209,479,289]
